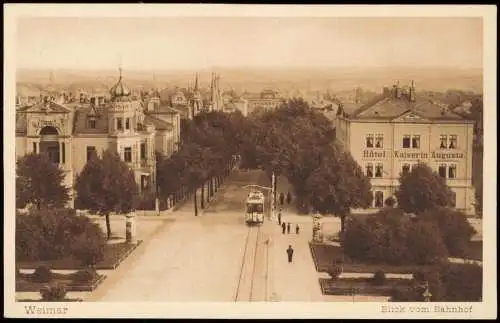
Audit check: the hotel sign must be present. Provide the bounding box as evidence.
[363,150,465,159]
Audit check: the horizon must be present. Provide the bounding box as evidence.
[17,17,483,71]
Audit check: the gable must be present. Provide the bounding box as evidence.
[392,109,431,123]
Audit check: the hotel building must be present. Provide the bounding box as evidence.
[335,81,476,215]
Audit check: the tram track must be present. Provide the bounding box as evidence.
[234,224,262,302]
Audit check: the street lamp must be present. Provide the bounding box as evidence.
[422,281,432,302]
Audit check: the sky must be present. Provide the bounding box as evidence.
[16,17,483,71]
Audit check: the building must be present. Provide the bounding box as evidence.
[222,97,249,117]
[335,81,476,215]
[15,69,181,206]
[244,89,283,113]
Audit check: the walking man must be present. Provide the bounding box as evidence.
[286,191,292,205]
[286,245,294,263]
[287,222,291,234]
[295,224,300,235]
[282,222,286,234]
[279,192,285,206]
[278,212,282,225]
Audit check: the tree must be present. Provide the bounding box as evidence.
[406,219,449,265]
[16,153,70,209]
[74,150,139,240]
[419,207,476,258]
[395,163,454,214]
[305,145,372,232]
[16,208,105,263]
[343,208,448,266]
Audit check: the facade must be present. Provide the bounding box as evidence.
[244,89,283,113]
[15,70,181,206]
[335,81,476,215]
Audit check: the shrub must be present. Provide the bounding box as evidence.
[136,192,156,210]
[419,207,476,258]
[372,271,386,286]
[16,208,107,263]
[441,263,482,301]
[384,196,396,208]
[40,282,67,301]
[406,220,448,265]
[72,268,98,284]
[71,223,106,267]
[327,261,343,280]
[344,209,448,266]
[31,266,52,283]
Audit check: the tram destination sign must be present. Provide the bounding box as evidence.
[363,150,465,159]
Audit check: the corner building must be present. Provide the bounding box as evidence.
[16,70,181,207]
[336,82,475,215]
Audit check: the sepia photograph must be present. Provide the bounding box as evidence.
[3,4,497,319]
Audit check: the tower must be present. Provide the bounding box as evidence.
[190,73,202,118]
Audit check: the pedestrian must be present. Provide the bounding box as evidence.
[279,192,285,206]
[286,191,292,204]
[286,245,294,263]
[295,224,300,234]
[278,212,282,225]
[287,222,291,234]
[282,222,286,234]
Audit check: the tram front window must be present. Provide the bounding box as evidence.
[247,203,263,213]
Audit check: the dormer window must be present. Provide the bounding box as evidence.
[87,118,96,129]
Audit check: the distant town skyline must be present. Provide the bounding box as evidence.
[16,17,483,71]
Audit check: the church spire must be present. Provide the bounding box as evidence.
[194,73,199,91]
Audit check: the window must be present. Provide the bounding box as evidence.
[402,135,411,148]
[438,164,447,178]
[61,143,65,164]
[412,135,420,148]
[117,118,123,130]
[124,147,132,163]
[440,135,447,149]
[374,191,384,208]
[366,134,374,148]
[402,163,411,176]
[450,191,457,207]
[86,146,97,161]
[247,203,264,213]
[366,163,373,178]
[125,118,130,130]
[375,163,383,178]
[448,164,457,179]
[449,135,457,149]
[87,118,96,129]
[140,143,147,160]
[33,142,37,154]
[375,134,383,148]
[141,175,149,190]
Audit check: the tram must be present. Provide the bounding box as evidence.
[245,191,265,225]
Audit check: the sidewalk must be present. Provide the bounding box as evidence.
[267,219,324,302]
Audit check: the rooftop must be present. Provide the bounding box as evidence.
[343,81,470,122]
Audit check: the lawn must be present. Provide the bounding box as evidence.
[16,271,106,292]
[17,240,143,270]
[309,243,433,274]
[319,277,412,296]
